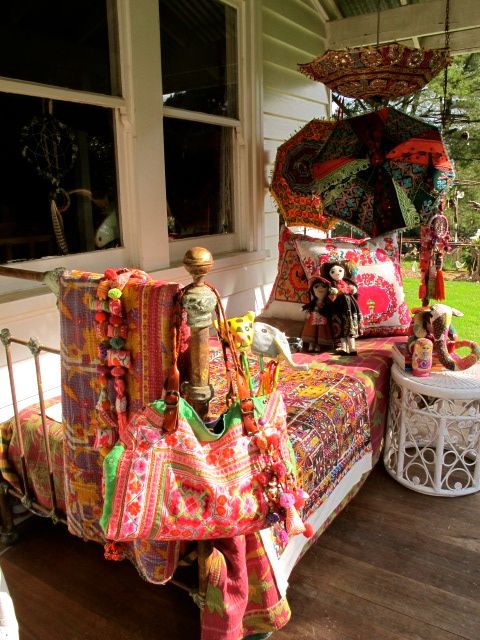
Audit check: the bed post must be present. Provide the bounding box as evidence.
[180,247,217,607]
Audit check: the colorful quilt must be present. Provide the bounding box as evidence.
[59,270,183,583]
[0,398,65,512]
[1,277,401,639]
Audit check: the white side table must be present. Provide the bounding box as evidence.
[384,363,480,496]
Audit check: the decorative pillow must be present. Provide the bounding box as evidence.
[261,226,309,321]
[294,233,411,336]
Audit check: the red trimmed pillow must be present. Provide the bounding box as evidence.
[294,233,411,337]
[261,226,309,321]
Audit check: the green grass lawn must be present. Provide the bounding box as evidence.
[403,276,480,344]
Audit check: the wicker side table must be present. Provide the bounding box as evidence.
[384,363,480,496]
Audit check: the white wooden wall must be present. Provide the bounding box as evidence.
[0,0,329,374]
[262,0,329,277]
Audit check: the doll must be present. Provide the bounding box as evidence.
[322,262,362,356]
[301,277,332,353]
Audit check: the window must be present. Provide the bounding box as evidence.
[0,1,122,268]
[0,0,258,294]
[159,0,252,261]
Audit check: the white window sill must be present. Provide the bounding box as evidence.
[0,249,270,315]
[150,249,270,284]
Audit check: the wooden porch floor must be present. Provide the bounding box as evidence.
[1,464,479,640]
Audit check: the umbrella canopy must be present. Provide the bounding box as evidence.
[271,106,454,237]
[270,119,338,231]
[298,43,451,103]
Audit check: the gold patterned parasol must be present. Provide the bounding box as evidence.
[298,42,452,104]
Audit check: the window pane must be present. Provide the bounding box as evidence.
[0,1,119,95]
[0,93,120,263]
[160,0,238,118]
[164,118,234,239]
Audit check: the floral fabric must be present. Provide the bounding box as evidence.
[294,232,411,336]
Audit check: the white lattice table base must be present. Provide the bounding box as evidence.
[384,364,480,496]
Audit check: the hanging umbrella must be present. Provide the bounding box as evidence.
[270,119,338,231]
[298,43,451,104]
[273,106,454,237]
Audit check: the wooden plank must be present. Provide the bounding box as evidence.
[420,28,480,54]
[263,0,326,36]
[263,6,326,54]
[274,574,463,640]
[264,89,328,121]
[319,503,480,601]
[263,112,307,143]
[328,0,480,50]
[264,60,330,103]
[1,519,198,640]
[293,545,480,639]
[263,34,323,70]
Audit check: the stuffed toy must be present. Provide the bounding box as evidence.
[408,303,480,371]
[216,311,309,371]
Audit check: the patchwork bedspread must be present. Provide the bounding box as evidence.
[0,276,402,639]
[0,336,400,542]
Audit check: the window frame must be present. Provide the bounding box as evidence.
[0,0,262,298]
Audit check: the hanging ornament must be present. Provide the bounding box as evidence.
[20,106,78,255]
[298,1,451,106]
[20,113,78,186]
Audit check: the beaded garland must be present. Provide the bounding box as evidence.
[254,415,311,540]
[92,268,151,453]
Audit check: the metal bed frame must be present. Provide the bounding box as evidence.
[0,251,217,606]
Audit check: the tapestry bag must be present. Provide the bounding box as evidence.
[101,284,306,542]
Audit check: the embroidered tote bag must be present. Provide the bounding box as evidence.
[101,284,307,542]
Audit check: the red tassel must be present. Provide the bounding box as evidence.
[104,541,126,561]
[418,281,427,301]
[435,270,446,301]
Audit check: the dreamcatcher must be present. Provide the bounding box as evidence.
[20,106,78,254]
[419,212,450,304]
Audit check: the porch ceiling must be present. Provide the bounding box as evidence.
[312,0,480,54]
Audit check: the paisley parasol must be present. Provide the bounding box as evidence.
[298,43,451,104]
[270,118,337,231]
[271,106,454,237]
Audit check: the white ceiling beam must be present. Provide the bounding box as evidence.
[327,0,480,53]
[420,28,480,54]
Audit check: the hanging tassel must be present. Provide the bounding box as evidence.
[104,541,127,561]
[285,505,306,537]
[418,280,427,302]
[435,269,446,301]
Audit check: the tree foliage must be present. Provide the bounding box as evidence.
[334,53,480,240]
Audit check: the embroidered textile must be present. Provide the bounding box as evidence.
[60,270,182,582]
[298,43,451,102]
[294,232,411,336]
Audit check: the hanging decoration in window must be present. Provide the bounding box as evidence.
[20,106,78,254]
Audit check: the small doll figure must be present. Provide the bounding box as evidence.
[301,278,332,353]
[322,262,362,356]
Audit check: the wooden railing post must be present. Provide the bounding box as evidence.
[181,247,217,420]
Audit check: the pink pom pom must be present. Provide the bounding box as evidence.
[279,530,289,545]
[294,489,309,509]
[303,522,314,538]
[279,492,295,508]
